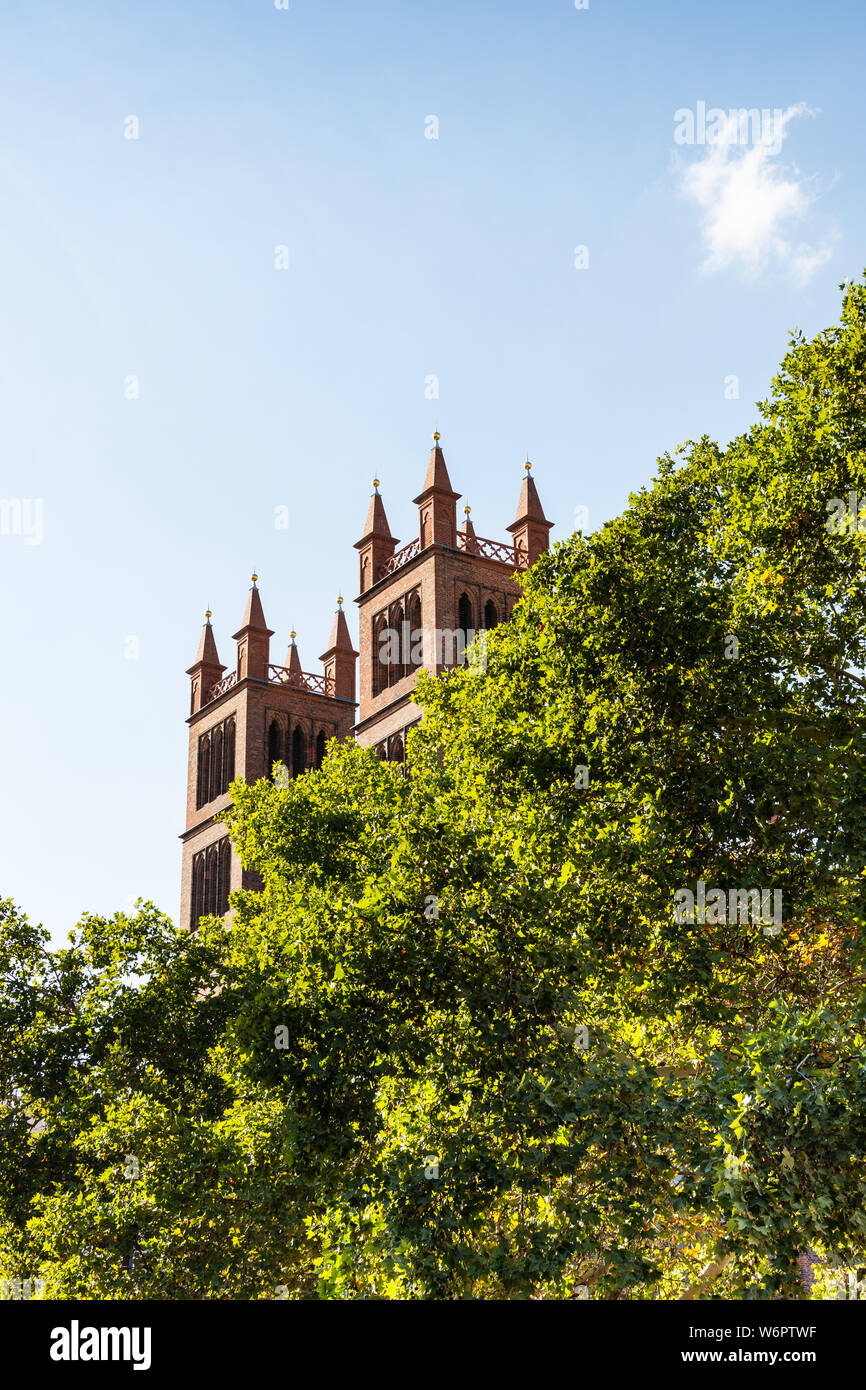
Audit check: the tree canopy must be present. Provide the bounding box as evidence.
[2,279,866,1300]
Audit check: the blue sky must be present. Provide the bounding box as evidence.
[0,0,862,940]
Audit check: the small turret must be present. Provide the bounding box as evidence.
[319,596,358,702]
[354,478,398,593]
[232,574,274,681]
[413,432,461,549]
[507,459,553,568]
[186,610,226,715]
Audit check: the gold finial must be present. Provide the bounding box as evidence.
[372,477,380,491]
[524,455,532,474]
[463,504,471,516]
[290,628,296,641]
[251,571,258,584]
[337,594,344,608]
[205,608,212,620]
[433,430,441,442]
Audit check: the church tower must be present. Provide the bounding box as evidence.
[353,436,553,759]
[180,433,553,929]
[179,576,357,931]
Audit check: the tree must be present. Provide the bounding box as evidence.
[3,279,866,1299]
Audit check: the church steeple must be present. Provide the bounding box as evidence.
[186,610,226,715]
[355,478,398,593]
[413,432,461,549]
[232,574,274,681]
[507,459,553,568]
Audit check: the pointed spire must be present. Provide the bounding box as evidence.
[234,572,271,635]
[460,503,479,554]
[193,610,221,668]
[420,431,456,495]
[513,459,548,524]
[285,630,302,676]
[507,459,553,568]
[361,477,394,540]
[325,594,354,653]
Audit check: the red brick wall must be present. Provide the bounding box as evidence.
[180,677,355,930]
[354,544,522,748]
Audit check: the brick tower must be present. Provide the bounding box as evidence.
[354,435,553,758]
[180,576,357,930]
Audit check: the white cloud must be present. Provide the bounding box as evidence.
[676,104,836,283]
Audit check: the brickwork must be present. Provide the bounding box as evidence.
[354,545,522,747]
[180,586,356,931]
[354,443,549,752]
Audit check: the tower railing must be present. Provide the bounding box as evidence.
[457,532,522,566]
[378,537,420,578]
[206,666,335,706]
[209,672,238,701]
[377,531,522,580]
[268,664,335,697]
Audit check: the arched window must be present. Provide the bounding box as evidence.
[210,725,224,802]
[191,852,206,928]
[292,725,306,777]
[374,742,387,760]
[484,599,499,630]
[217,838,231,916]
[223,717,236,792]
[267,719,282,780]
[389,604,404,686]
[373,614,389,697]
[315,731,327,769]
[389,734,405,764]
[407,592,423,671]
[192,838,231,926]
[204,844,219,917]
[457,592,474,665]
[197,732,211,810]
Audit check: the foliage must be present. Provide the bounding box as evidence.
[3,280,866,1298]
